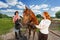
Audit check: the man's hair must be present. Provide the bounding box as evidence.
[14,11,19,15]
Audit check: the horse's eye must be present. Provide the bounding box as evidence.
[26,15,29,16]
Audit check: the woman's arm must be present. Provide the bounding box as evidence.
[39,20,51,30]
[35,21,42,29]
[35,25,41,29]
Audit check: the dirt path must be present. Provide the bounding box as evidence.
[48,32,60,40]
[0,29,60,40]
[28,31,60,40]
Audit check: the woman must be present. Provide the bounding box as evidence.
[13,11,22,39]
[36,12,51,40]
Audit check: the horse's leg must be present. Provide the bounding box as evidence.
[33,29,36,40]
[19,30,22,37]
[28,26,31,39]
[15,32,19,39]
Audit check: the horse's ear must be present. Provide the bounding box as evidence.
[25,6,27,9]
[25,6,29,10]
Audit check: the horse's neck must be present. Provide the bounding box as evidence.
[30,16,38,25]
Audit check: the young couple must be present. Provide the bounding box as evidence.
[36,12,51,40]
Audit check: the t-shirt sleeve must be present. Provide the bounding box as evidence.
[35,20,43,29]
[40,20,51,29]
[36,20,51,29]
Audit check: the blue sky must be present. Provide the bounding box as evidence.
[0,0,60,17]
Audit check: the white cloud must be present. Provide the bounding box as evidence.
[31,9,42,15]
[0,1,8,8]
[1,9,23,16]
[30,5,41,10]
[6,0,18,6]
[30,5,35,8]
[30,4,48,10]
[40,4,48,8]
[43,8,49,10]
[18,2,24,6]
[17,2,25,9]
[17,5,25,9]
[51,7,60,12]
[31,9,41,13]
[1,9,23,13]
[29,4,48,15]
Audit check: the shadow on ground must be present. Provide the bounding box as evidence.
[14,35,27,40]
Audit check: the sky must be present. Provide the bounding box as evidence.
[0,0,60,17]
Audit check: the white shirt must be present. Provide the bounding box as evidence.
[36,19,51,34]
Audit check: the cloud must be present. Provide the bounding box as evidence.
[30,5,41,10]
[0,1,8,8]
[29,4,49,15]
[40,4,48,8]
[29,5,35,8]
[1,9,23,16]
[1,9,23,13]
[6,0,18,6]
[18,2,25,6]
[51,7,60,12]
[30,4,48,10]
[17,2,25,9]
[31,9,41,13]
[42,8,49,10]
[17,5,25,9]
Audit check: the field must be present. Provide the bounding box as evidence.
[0,18,60,35]
[0,18,60,40]
[0,18,13,35]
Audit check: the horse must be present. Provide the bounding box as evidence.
[22,6,39,40]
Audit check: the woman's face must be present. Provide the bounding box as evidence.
[16,13,18,16]
[43,13,46,19]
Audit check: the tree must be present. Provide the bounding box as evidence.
[55,11,60,18]
[36,14,41,18]
[0,13,3,18]
[0,13,9,18]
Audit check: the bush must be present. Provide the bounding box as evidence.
[36,14,42,18]
[55,11,60,18]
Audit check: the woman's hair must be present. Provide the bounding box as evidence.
[43,12,51,20]
[14,11,19,15]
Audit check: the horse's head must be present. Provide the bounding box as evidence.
[22,7,30,25]
[23,7,39,25]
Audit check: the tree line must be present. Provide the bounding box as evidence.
[0,10,60,18]
[0,13,11,18]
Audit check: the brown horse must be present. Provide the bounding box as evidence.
[23,6,39,40]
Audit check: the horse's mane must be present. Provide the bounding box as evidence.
[29,9,39,25]
[23,7,39,25]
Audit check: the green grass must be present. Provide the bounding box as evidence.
[0,18,13,35]
[0,17,60,35]
[51,20,60,31]
[51,26,60,31]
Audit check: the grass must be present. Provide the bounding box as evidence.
[51,26,60,31]
[0,18,13,35]
[0,17,60,35]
